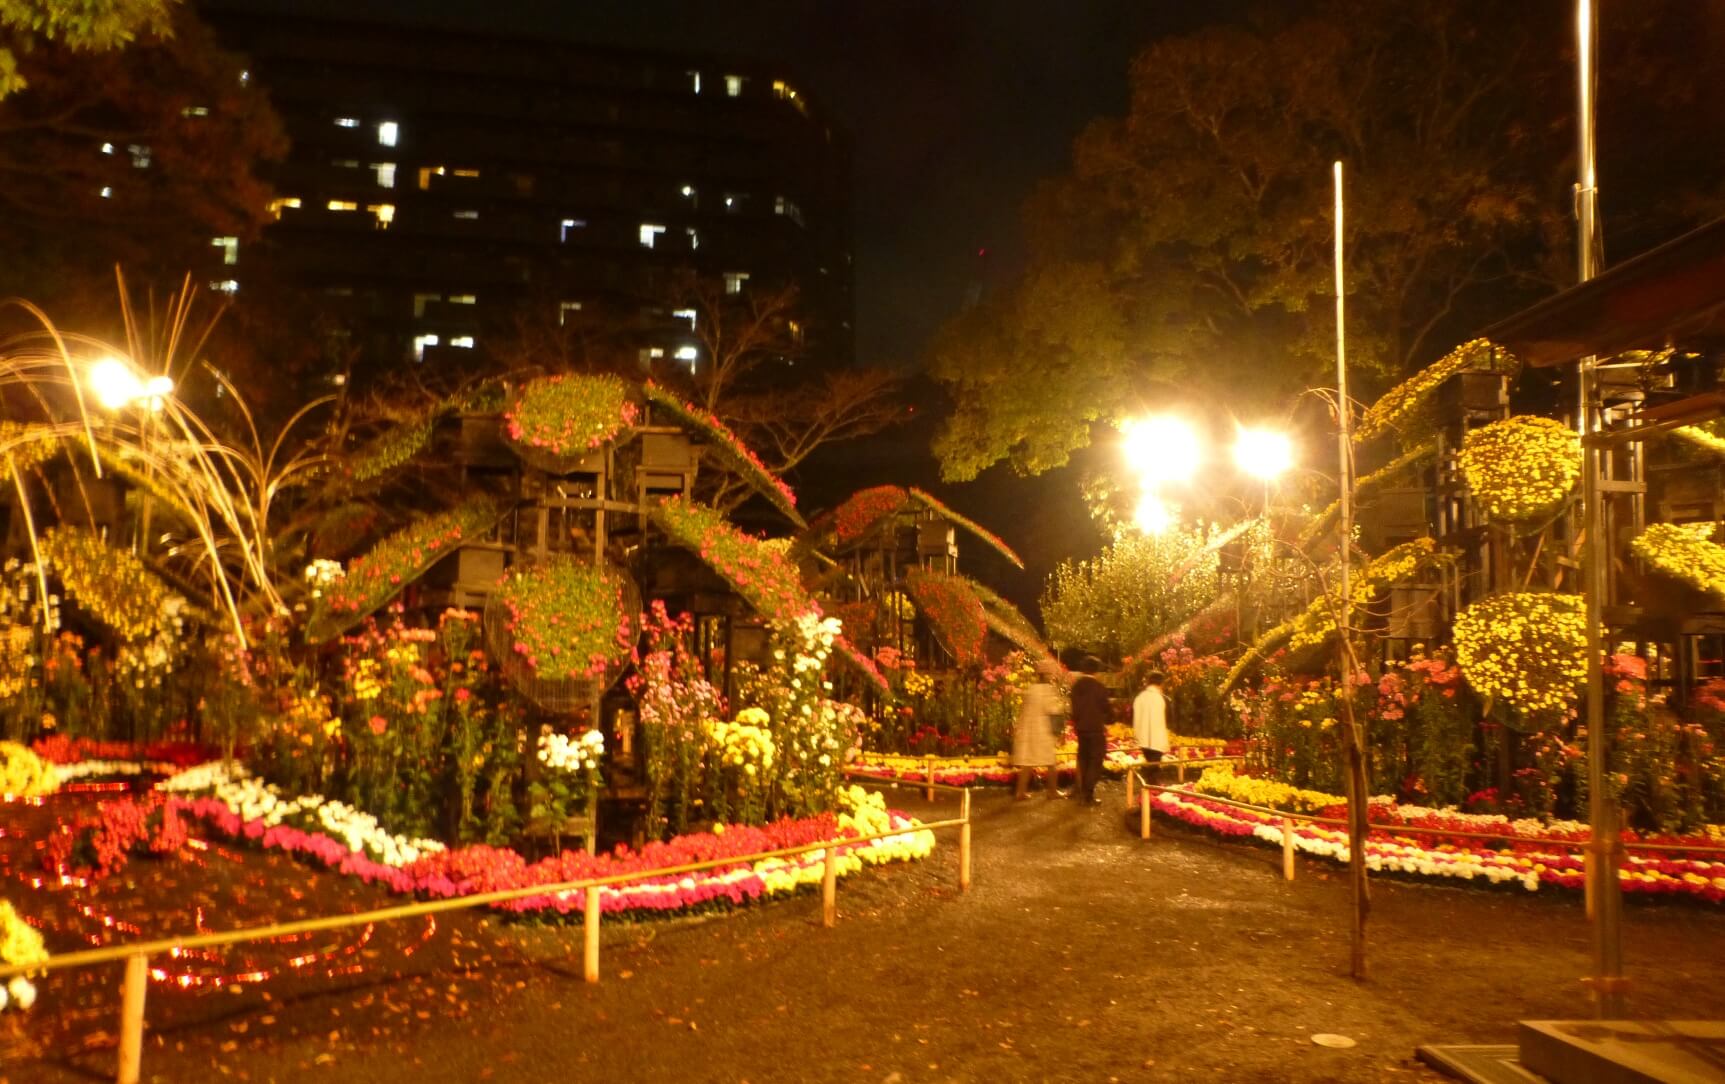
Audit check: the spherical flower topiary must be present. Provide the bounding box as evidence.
[1457,415,1580,522]
[1453,592,1587,718]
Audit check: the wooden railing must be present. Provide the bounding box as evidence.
[0,794,973,1084]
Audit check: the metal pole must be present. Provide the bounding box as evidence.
[116,954,148,1084]
[1576,0,1625,1018]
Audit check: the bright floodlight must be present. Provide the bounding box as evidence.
[1234,426,1294,482]
[1121,415,1201,485]
[1133,493,1176,535]
[143,374,174,412]
[87,357,146,412]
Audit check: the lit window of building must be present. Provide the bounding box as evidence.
[327,199,359,212]
[418,166,445,189]
[449,335,475,349]
[99,186,112,199]
[449,294,476,305]
[452,167,480,178]
[182,105,210,118]
[560,217,587,241]
[373,162,396,188]
[453,209,479,220]
[412,333,439,360]
[672,308,697,329]
[787,319,804,344]
[377,120,399,146]
[649,347,665,358]
[723,193,744,212]
[335,116,360,128]
[774,196,804,226]
[680,184,695,199]
[211,236,239,265]
[267,196,302,219]
[687,70,701,94]
[638,223,666,249]
[558,300,584,326]
[100,142,114,154]
[674,345,698,365]
[238,70,249,86]
[724,74,744,97]
[368,203,395,228]
[210,279,239,295]
[723,271,750,295]
[412,293,441,317]
[686,227,699,250]
[127,144,151,168]
[332,158,360,169]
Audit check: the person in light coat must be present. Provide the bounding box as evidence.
[1011,658,1063,800]
[1132,671,1170,769]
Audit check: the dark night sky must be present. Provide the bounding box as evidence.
[221,0,1245,367]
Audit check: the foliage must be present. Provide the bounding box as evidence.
[529,726,604,829]
[903,568,987,668]
[704,710,774,826]
[1297,441,1436,550]
[1453,592,1586,719]
[1631,522,1725,604]
[1354,339,1520,447]
[0,739,57,797]
[867,650,1030,756]
[1457,415,1580,522]
[494,558,631,683]
[631,604,724,837]
[0,0,171,96]
[643,381,802,525]
[1122,635,1236,739]
[504,374,639,461]
[309,497,505,641]
[1671,420,1725,459]
[964,577,1052,662]
[650,496,817,624]
[36,526,176,640]
[1042,523,1220,660]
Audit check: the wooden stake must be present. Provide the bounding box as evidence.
[822,846,838,927]
[1282,818,1297,881]
[1140,790,1152,840]
[583,886,601,984]
[925,756,936,802]
[1585,852,1596,921]
[959,789,973,893]
[1177,760,1187,783]
[1125,769,1137,810]
[116,954,147,1084]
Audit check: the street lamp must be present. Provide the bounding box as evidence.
[1120,415,1201,485]
[1232,426,1294,483]
[85,356,173,413]
[1132,492,1176,535]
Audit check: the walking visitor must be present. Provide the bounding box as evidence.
[1010,657,1063,799]
[1132,670,1169,769]
[1067,655,1111,805]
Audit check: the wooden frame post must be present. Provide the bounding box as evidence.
[925,755,936,802]
[958,789,973,892]
[1125,769,1137,810]
[821,846,838,927]
[1282,819,1297,881]
[583,886,601,983]
[116,953,147,1084]
[1140,789,1152,840]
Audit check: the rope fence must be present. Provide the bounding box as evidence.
[2,790,974,1084]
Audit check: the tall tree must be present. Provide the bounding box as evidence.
[0,0,171,97]
[931,0,1725,482]
[0,1,284,308]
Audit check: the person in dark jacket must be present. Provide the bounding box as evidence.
[1067,655,1112,804]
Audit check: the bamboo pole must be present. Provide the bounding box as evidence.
[1140,790,1152,840]
[821,846,838,927]
[1282,819,1297,882]
[925,755,936,801]
[1125,768,1137,810]
[116,954,147,1084]
[959,790,972,890]
[583,886,600,984]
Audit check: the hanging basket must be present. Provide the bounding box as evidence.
[483,560,639,714]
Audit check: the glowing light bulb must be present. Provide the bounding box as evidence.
[1121,416,1201,485]
[1233,427,1294,482]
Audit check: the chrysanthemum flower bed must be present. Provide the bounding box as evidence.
[44,760,936,921]
[852,735,1241,788]
[1150,786,1725,903]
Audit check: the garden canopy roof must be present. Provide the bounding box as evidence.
[1481,215,1725,368]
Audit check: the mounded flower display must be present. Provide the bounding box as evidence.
[494,558,632,682]
[0,740,58,799]
[0,899,47,1012]
[1354,338,1520,447]
[650,496,819,624]
[36,526,176,641]
[904,568,988,668]
[832,485,911,544]
[1631,522,1725,604]
[1453,591,1587,717]
[1457,415,1580,522]
[504,374,639,462]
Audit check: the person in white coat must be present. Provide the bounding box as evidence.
[1011,658,1063,800]
[1132,671,1169,768]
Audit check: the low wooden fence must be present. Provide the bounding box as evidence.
[0,792,973,1084]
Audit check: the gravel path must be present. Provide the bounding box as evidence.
[8,781,1725,1083]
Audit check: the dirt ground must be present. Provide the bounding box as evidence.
[6,780,1725,1083]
